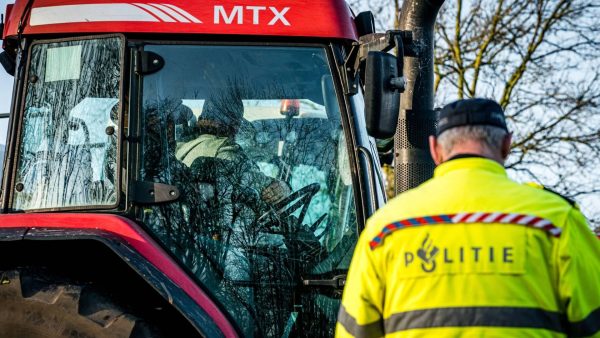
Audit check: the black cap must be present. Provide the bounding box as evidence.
[436,98,508,136]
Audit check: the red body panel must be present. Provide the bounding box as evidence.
[2,4,13,42]
[3,0,358,40]
[0,213,238,337]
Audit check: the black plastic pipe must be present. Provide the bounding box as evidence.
[394,0,445,194]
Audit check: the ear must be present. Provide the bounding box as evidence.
[429,135,443,165]
[501,132,512,160]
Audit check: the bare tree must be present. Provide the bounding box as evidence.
[349,0,600,227]
[435,0,600,226]
[348,0,399,30]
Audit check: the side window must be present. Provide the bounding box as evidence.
[13,37,122,210]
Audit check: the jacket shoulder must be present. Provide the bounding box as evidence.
[523,182,577,208]
[365,183,431,233]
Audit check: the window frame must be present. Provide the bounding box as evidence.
[0,113,9,199]
[9,34,126,212]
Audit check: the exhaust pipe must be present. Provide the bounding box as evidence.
[394,0,445,194]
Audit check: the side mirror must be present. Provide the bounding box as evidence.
[364,51,400,139]
[355,11,375,37]
[0,51,15,76]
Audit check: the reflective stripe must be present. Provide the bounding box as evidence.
[569,307,600,337]
[466,212,485,223]
[383,307,567,334]
[517,215,536,225]
[483,212,502,222]
[534,218,552,229]
[452,213,468,223]
[370,212,561,249]
[337,305,384,338]
[500,213,519,223]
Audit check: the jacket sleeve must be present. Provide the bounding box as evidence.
[557,207,600,337]
[336,226,385,338]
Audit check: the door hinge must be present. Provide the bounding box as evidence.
[131,181,180,204]
[302,274,346,290]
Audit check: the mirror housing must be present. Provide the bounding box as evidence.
[0,51,15,76]
[364,51,400,139]
[355,11,375,37]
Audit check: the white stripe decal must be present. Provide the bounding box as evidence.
[30,4,160,26]
[149,4,190,22]
[133,3,176,22]
[162,4,203,23]
[550,227,562,236]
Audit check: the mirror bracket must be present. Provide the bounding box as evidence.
[390,76,406,92]
[343,30,413,95]
[341,42,360,95]
[134,51,164,75]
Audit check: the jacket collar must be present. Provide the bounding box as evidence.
[434,156,507,178]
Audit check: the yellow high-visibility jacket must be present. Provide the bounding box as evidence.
[337,157,600,338]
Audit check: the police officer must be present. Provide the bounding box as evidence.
[337,98,600,337]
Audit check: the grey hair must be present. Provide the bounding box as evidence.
[437,125,508,155]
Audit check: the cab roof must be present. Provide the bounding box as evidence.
[3,0,358,41]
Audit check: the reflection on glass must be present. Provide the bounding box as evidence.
[14,37,121,210]
[140,45,357,337]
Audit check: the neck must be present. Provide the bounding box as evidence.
[443,141,504,165]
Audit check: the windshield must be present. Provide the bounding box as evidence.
[139,44,357,337]
[13,37,122,210]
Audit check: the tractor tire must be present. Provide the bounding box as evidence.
[0,267,165,338]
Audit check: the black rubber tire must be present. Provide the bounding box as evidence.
[0,267,164,338]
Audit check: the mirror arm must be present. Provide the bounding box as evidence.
[389,34,406,92]
[358,31,414,60]
[341,42,360,95]
[356,30,413,93]
[344,31,414,96]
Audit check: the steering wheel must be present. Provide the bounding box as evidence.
[257,182,331,273]
[257,182,320,231]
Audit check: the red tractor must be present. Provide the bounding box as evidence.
[0,0,443,336]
